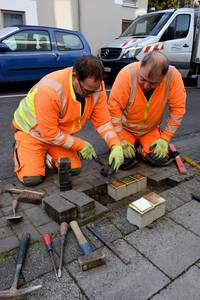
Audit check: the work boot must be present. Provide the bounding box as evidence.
[143,152,175,167]
[70,168,81,176]
[23,176,44,187]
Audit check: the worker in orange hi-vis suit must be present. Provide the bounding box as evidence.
[108,51,186,169]
[12,55,124,186]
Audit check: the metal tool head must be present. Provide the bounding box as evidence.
[0,284,42,299]
[78,248,105,271]
[6,215,23,223]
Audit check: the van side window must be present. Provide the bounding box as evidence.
[160,14,190,41]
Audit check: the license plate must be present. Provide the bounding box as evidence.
[104,67,111,72]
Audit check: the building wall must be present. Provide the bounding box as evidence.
[0,0,38,28]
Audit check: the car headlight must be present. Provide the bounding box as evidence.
[122,48,136,58]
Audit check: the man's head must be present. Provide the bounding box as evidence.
[72,55,104,97]
[138,51,169,92]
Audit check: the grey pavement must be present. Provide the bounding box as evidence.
[0,89,200,299]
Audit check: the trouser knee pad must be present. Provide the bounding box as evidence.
[23,176,44,187]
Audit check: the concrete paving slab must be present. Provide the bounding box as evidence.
[0,225,14,240]
[24,206,52,227]
[68,239,170,300]
[125,217,200,279]
[0,256,16,290]
[109,207,138,235]
[152,266,200,300]
[11,219,41,241]
[26,269,86,300]
[167,200,200,235]
[21,243,59,282]
[0,209,3,217]
[159,190,185,212]
[54,231,83,264]
[37,221,59,236]
[168,178,200,203]
[0,192,13,208]
[0,234,19,253]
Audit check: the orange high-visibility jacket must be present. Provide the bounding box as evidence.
[13,67,120,151]
[108,62,186,142]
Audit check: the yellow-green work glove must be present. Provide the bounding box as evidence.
[109,145,124,172]
[151,138,169,158]
[79,141,96,160]
[120,140,135,159]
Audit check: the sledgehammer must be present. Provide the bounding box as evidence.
[0,232,42,299]
[70,220,106,271]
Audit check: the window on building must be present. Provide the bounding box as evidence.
[2,30,51,52]
[122,0,138,7]
[122,19,133,33]
[160,14,191,41]
[55,31,83,51]
[2,10,25,27]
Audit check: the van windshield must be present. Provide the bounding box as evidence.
[121,11,173,37]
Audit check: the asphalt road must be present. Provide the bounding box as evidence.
[0,86,199,179]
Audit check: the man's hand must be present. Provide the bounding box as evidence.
[109,145,124,172]
[151,138,169,158]
[79,141,96,160]
[120,140,135,159]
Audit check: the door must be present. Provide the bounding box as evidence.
[159,12,194,75]
[0,29,58,82]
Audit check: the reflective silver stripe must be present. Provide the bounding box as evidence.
[93,92,99,106]
[30,129,51,144]
[124,63,136,118]
[96,122,113,134]
[164,125,177,133]
[111,117,121,123]
[14,110,31,132]
[63,135,74,148]
[103,131,117,142]
[37,78,67,117]
[20,98,37,127]
[114,126,123,132]
[170,114,183,124]
[51,132,65,144]
[161,66,173,116]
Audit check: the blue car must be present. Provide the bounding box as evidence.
[0,25,91,83]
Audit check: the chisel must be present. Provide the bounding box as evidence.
[43,233,59,281]
[86,225,130,265]
[58,222,68,278]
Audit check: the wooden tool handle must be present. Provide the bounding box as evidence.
[70,220,92,255]
[6,188,44,196]
[12,199,18,210]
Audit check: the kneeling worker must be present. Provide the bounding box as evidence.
[108,51,186,168]
[12,55,124,186]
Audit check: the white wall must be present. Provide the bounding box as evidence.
[0,0,38,27]
[79,0,148,54]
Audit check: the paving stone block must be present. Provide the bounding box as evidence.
[21,243,59,282]
[43,194,77,224]
[11,220,41,241]
[126,217,200,279]
[0,235,19,253]
[26,269,85,300]
[167,200,200,235]
[0,192,13,208]
[68,239,169,300]
[78,208,96,220]
[169,178,200,203]
[60,189,95,213]
[0,225,14,240]
[107,180,127,201]
[37,221,59,236]
[152,266,200,300]
[109,207,137,235]
[159,190,185,212]
[0,256,17,290]
[24,206,52,227]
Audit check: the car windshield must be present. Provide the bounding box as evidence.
[0,27,19,40]
[121,11,173,37]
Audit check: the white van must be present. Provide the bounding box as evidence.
[99,7,200,80]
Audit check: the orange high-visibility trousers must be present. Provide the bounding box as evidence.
[120,127,161,156]
[13,131,81,182]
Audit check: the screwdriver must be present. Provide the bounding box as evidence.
[58,222,68,278]
[43,233,59,281]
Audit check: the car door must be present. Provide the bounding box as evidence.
[0,28,58,82]
[52,29,91,69]
[159,12,194,75]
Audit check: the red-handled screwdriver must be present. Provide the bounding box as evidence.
[58,222,68,278]
[43,233,59,281]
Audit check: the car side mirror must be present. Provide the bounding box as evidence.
[0,43,10,52]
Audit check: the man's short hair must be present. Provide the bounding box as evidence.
[141,51,169,78]
[73,55,104,81]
